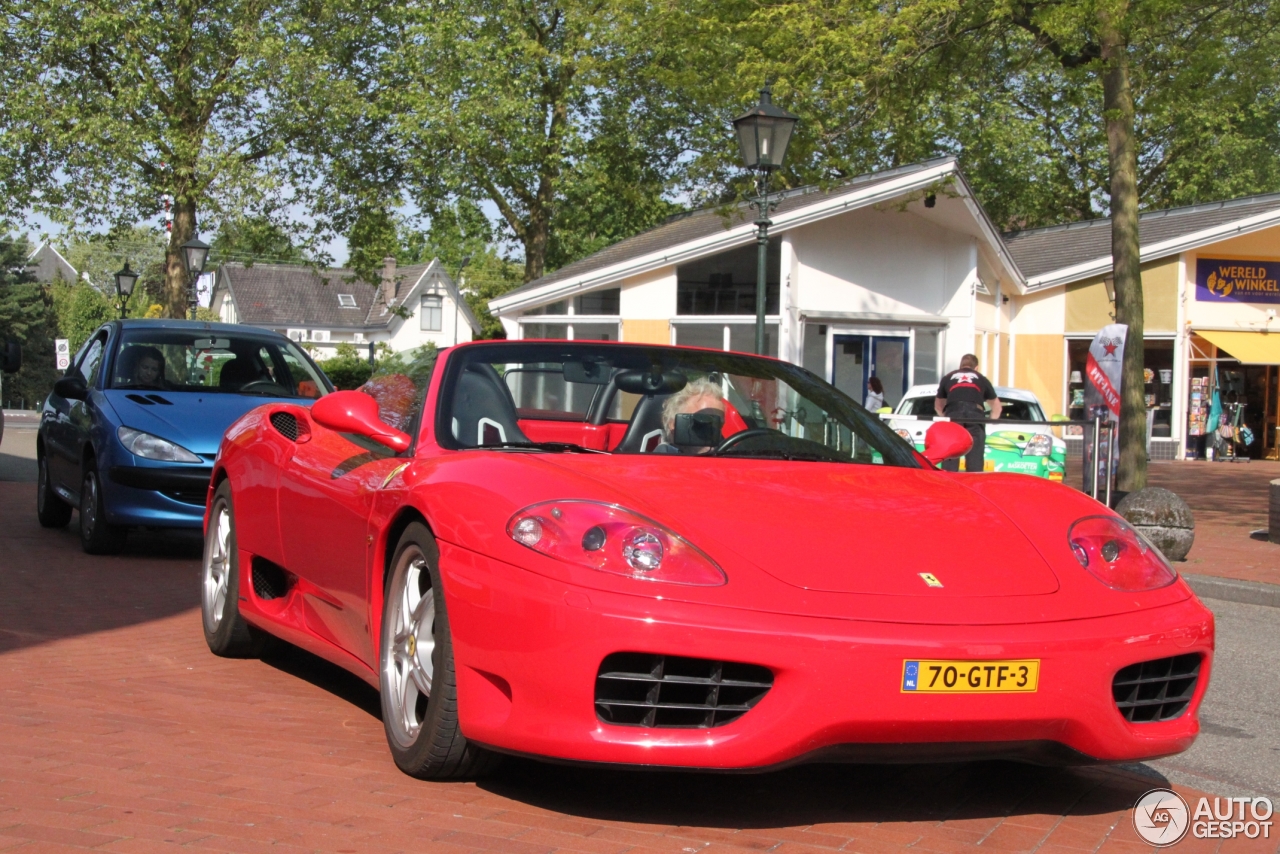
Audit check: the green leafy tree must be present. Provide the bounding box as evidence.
[376,0,689,283]
[0,0,364,318]
[50,281,114,352]
[211,216,308,267]
[0,237,60,408]
[731,0,1280,490]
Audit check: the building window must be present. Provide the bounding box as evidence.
[673,322,778,357]
[574,289,620,315]
[676,242,780,315]
[520,322,617,341]
[421,294,443,331]
[337,294,357,307]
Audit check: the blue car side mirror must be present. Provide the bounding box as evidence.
[54,376,88,401]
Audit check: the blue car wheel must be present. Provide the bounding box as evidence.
[79,466,127,555]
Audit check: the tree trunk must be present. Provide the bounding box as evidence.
[1099,6,1147,493]
[522,206,550,283]
[165,199,197,319]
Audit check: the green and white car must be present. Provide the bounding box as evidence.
[884,385,1067,482]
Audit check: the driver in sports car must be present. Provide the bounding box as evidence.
[654,379,728,454]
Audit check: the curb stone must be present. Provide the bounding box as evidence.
[1183,573,1280,609]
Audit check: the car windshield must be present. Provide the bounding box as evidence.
[899,395,1045,422]
[438,342,920,467]
[110,329,330,398]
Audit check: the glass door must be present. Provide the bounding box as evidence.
[831,334,910,409]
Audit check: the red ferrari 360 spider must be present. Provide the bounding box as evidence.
[202,340,1213,779]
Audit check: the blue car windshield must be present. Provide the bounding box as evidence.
[110,330,329,398]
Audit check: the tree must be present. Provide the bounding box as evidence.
[735,0,1280,490]
[211,216,308,266]
[378,0,689,283]
[0,237,59,408]
[0,0,356,318]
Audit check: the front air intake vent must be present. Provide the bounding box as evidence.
[269,411,300,442]
[1112,653,1201,722]
[595,652,773,728]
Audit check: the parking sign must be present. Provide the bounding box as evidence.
[55,339,70,371]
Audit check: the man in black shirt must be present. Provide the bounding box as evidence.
[934,354,1001,472]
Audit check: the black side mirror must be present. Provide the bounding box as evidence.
[0,338,19,374]
[53,376,88,401]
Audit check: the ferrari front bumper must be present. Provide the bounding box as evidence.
[440,544,1214,770]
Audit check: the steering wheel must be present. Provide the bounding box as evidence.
[712,427,775,455]
[239,379,289,395]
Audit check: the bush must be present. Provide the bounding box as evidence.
[316,344,374,390]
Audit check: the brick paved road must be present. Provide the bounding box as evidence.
[1,481,1275,854]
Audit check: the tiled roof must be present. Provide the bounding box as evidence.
[1004,193,1280,280]
[219,263,382,328]
[498,158,958,303]
[27,244,78,284]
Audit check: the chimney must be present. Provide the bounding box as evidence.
[380,256,398,307]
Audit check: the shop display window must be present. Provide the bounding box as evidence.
[1067,338,1174,437]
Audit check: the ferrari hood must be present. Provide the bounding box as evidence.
[104,389,300,457]
[537,457,1059,598]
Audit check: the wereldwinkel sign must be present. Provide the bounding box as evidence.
[1196,257,1280,303]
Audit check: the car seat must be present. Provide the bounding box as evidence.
[451,363,529,446]
[614,393,669,453]
[218,357,265,390]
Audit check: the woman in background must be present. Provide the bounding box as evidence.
[864,376,885,411]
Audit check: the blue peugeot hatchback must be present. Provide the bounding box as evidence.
[37,319,333,553]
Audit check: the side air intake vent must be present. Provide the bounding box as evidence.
[250,557,290,600]
[1112,653,1201,722]
[269,411,300,442]
[595,652,773,728]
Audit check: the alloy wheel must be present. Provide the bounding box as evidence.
[202,501,232,634]
[383,548,436,749]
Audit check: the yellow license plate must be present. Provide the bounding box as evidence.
[902,659,1039,693]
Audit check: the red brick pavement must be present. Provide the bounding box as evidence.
[0,481,1275,854]
[1146,461,1280,587]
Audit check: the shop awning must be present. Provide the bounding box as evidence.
[1196,329,1280,364]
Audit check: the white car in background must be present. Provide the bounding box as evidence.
[884,385,1068,481]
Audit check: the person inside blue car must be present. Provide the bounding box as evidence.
[116,345,168,389]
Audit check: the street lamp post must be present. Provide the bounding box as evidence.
[179,236,211,320]
[732,84,798,355]
[112,262,140,320]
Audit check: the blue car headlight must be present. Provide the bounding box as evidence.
[117,426,202,463]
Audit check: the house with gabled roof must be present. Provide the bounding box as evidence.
[27,243,80,284]
[1002,192,1280,460]
[490,157,1024,412]
[209,256,482,355]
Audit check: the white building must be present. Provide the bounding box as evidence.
[210,256,482,356]
[489,158,1022,410]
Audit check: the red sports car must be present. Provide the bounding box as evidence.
[202,340,1213,779]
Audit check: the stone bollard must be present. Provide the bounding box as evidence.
[1115,487,1195,562]
[1270,479,1280,545]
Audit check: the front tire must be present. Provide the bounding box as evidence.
[36,452,73,528]
[79,466,126,554]
[201,481,265,657]
[380,522,497,779]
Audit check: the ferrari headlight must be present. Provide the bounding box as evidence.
[117,427,202,463]
[506,500,725,586]
[1067,515,1176,591]
[1022,433,1053,457]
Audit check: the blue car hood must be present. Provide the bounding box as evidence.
[103,389,306,458]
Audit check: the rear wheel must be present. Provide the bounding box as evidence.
[380,522,498,779]
[201,481,265,657]
[36,452,72,528]
[79,466,126,555]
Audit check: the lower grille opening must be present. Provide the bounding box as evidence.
[250,557,291,601]
[595,652,773,729]
[1112,653,1202,722]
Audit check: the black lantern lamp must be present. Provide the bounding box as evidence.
[732,84,798,355]
[113,261,139,319]
[180,236,210,319]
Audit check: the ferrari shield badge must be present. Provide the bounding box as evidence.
[918,572,944,588]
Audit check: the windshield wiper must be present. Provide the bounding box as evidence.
[473,441,608,455]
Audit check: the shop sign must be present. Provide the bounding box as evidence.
[1196,257,1280,303]
[1083,323,1126,496]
